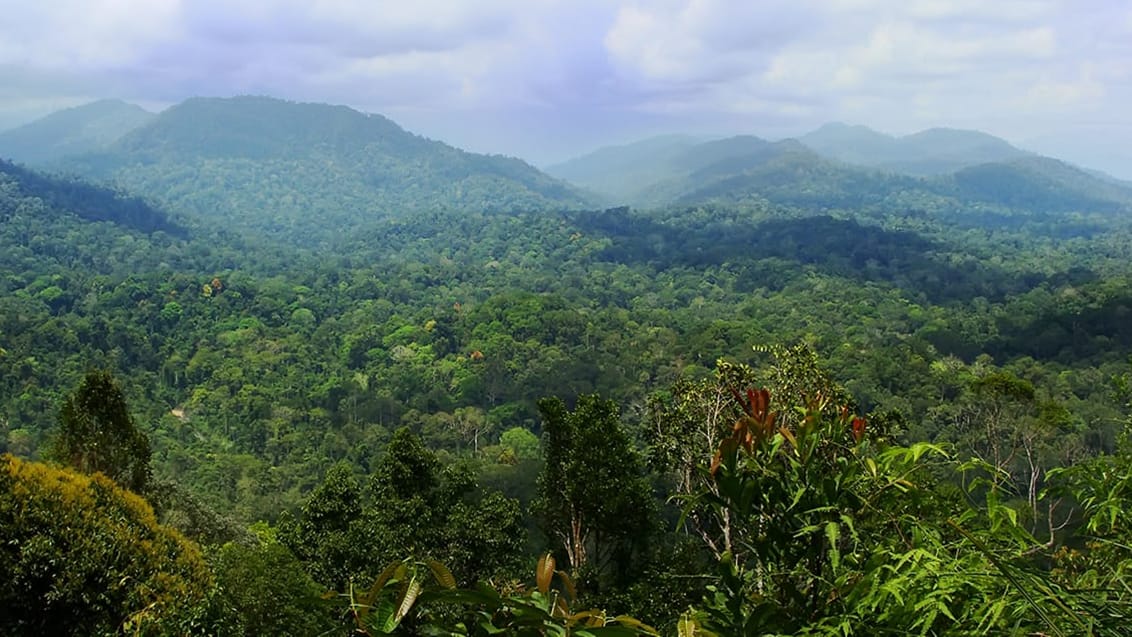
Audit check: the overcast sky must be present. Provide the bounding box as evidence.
[1,0,1130,175]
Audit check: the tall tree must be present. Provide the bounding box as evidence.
[53,369,151,493]
[368,428,526,585]
[279,462,366,590]
[533,395,655,587]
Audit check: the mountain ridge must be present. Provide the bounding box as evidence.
[51,96,591,247]
[800,123,1032,175]
[0,99,154,166]
[548,123,1132,213]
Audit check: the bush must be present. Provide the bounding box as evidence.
[0,455,213,635]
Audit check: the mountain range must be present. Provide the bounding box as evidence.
[797,122,1032,175]
[546,127,1132,214]
[1,96,1130,249]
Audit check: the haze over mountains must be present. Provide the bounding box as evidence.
[1,96,1130,250]
[796,123,1033,175]
[547,126,1132,214]
[0,99,154,166]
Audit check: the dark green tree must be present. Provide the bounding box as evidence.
[533,395,655,588]
[210,532,337,637]
[282,430,526,591]
[53,369,151,493]
[368,428,526,585]
[278,462,366,590]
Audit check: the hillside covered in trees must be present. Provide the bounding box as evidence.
[548,126,1132,214]
[34,96,591,248]
[3,98,1132,635]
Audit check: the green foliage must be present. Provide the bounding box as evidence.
[282,429,526,592]
[4,149,1131,530]
[500,426,541,461]
[209,533,337,636]
[342,559,437,635]
[0,455,212,635]
[682,376,1113,635]
[8,101,1132,635]
[534,395,656,587]
[1046,418,1132,627]
[147,477,253,547]
[277,461,366,589]
[0,158,184,236]
[52,368,152,493]
[344,554,658,637]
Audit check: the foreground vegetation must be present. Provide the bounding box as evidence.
[5,352,1132,635]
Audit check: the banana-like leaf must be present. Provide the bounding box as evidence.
[369,596,398,635]
[677,612,698,637]
[611,615,657,634]
[364,561,407,607]
[777,426,798,451]
[575,626,653,636]
[554,596,570,619]
[568,609,606,627]
[393,577,421,626]
[537,553,556,594]
[556,569,577,601]
[428,559,457,589]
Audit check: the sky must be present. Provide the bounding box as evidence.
[0,0,1130,175]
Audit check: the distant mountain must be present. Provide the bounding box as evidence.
[547,134,812,205]
[943,156,1132,214]
[552,126,1132,215]
[545,135,704,203]
[0,99,154,166]
[1023,130,1132,183]
[549,134,914,208]
[638,139,834,206]
[798,123,1031,175]
[672,151,1132,215]
[56,96,590,246]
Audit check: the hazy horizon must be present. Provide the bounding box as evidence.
[1,1,1130,176]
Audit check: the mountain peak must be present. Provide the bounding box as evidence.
[0,99,154,165]
[798,123,1028,175]
[54,95,589,246]
[118,95,415,161]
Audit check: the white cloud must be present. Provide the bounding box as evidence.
[0,0,1130,168]
[604,0,813,85]
[597,0,1127,142]
[0,0,180,69]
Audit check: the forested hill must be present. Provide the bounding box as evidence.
[0,99,154,166]
[545,135,704,204]
[55,96,591,247]
[0,158,184,237]
[550,129,1132,214]
[798,122,1032,175]
[546,134,800,204]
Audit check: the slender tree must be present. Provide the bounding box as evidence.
[533,394,655,587]
[53,369,151,493]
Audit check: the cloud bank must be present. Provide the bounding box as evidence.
[0,0,1129,173]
